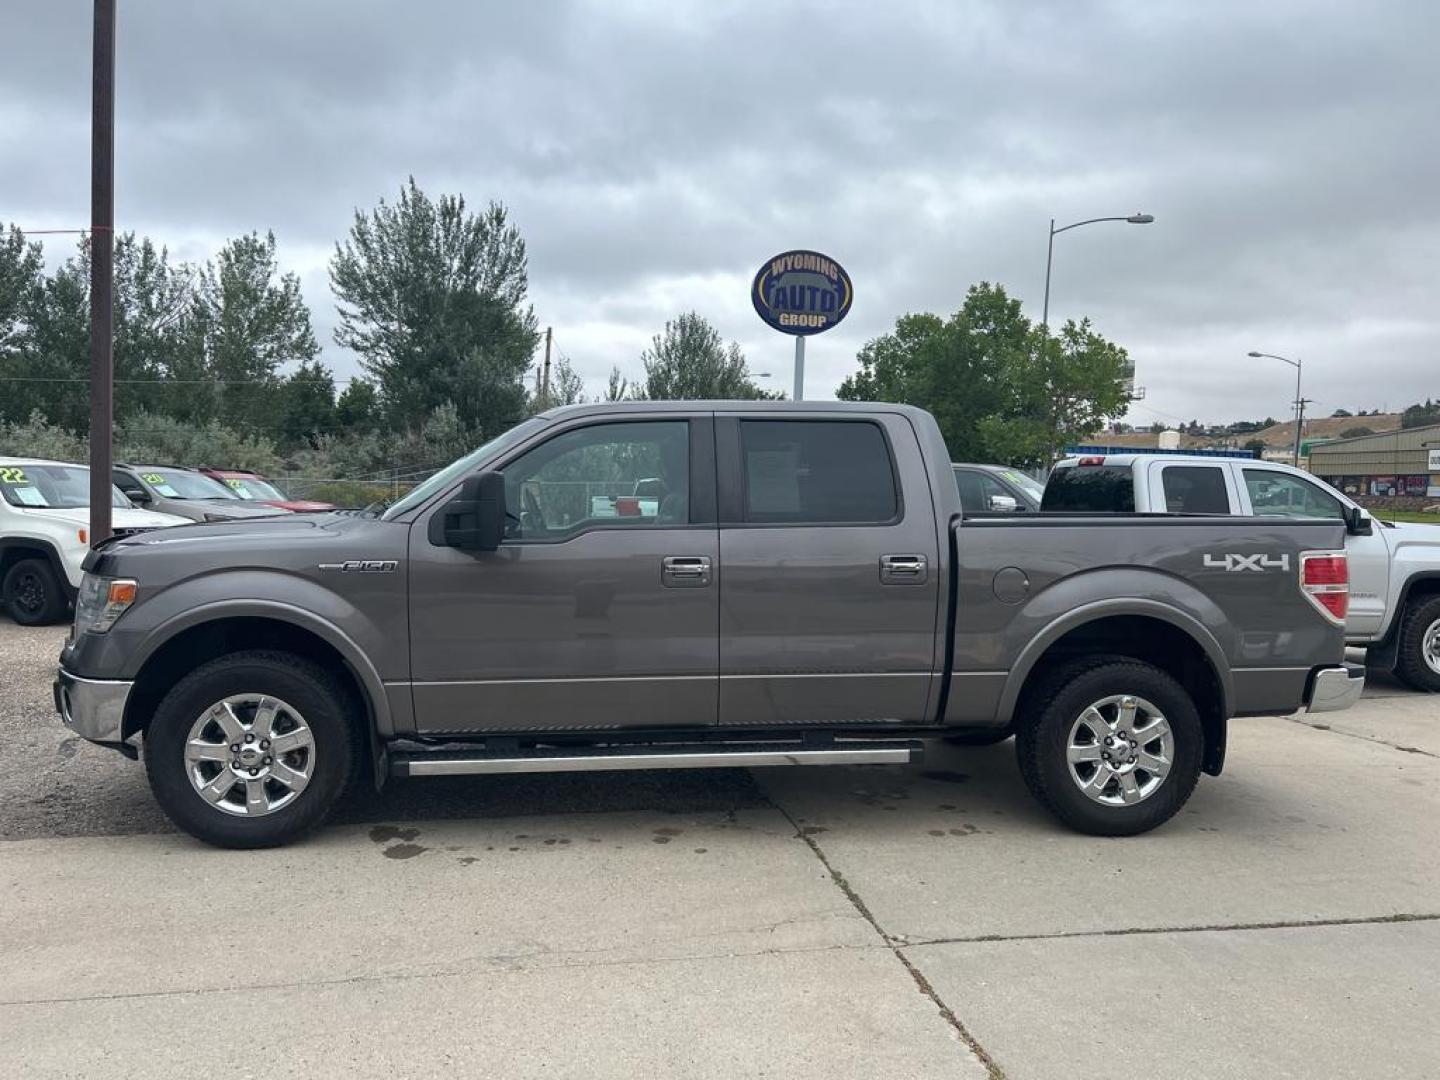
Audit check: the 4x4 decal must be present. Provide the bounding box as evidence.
[1204,553,1290,572]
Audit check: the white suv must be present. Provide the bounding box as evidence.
[1,457,189,625]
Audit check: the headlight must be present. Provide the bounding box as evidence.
[74,574,138,635]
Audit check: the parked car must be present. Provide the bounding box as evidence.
[1043,453,1440,691]
[196,468,334,512]
[1,458,188,625]
[57,402,1360,849]
[953,463,1043,512]
[111,465,292,523]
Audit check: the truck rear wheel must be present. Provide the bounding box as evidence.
[143,651,357,848]
[1016,658,1203,836]
[1393,595,1440,693]
[3,557,68,626]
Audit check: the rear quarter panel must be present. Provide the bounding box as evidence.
[948,516,1349,724]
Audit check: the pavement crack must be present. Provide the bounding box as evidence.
[0,940,877,1010]
[1286,716,1439,758]
[771,800,1006,1080]
[902,911,1440,949]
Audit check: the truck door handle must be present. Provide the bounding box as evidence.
[662,556,712,587]
[880,554,927,584]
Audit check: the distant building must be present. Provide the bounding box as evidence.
[1307,423,1440,499]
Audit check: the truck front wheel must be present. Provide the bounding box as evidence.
[144,651,358,848]
[1016,658,1203,836]
[1394,594,1440,693]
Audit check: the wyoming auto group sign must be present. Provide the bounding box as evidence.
[751,249,853,335]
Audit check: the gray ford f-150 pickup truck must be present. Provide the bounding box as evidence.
[56,402,1363,848]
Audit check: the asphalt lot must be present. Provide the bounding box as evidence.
[3,619,1438,1079]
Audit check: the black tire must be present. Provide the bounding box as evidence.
[942,726,1015,746]
[143,650,358,848]
[1394,594,1440,693]
[3,557,69,626]
[1015,657,1204,836]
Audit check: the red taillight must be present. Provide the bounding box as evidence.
[1078,456,1106,466]
[1301,552,1349,624]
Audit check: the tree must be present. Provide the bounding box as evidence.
[1243,438,1267,455]
[603,365,635,402]
[1339,426,1375,439]
[641,312,773,400]
[1331,408,1352,418]
[330,178,538,435]
[531,354,585,411]
[1401,399,1440,429]
[277,359,337,446]
[192,232,319,433]
[837,283,1131,467]
[335,378,379,433]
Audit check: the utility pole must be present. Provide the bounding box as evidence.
[1293,397,1315,468]
[540,326,552,409]
[88,0,116,547]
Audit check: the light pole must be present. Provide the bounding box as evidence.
[1042,213,1154,330]
[1248,351,1304,467]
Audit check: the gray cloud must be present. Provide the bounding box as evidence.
[4,0,1437,424]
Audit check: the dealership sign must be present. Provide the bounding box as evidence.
[1429,447,1440,472]
[751,250,853,336]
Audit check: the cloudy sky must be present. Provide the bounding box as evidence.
[3,0,1437,426]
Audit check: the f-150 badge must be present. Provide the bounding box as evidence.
[1203,553,1290,572]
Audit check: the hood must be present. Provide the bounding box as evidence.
[12,506,190,531]
[183,499,295,520]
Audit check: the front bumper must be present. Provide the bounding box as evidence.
[1305,663,1366,714]
[55,667,134,749]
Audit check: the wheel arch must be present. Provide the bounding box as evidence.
[999,602,1231,776]
[121,606,392,784]
[0,537,70,593]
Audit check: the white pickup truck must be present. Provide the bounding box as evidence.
[1044,453,1440,691]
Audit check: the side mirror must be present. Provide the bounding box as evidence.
[428,471,505,551]
[128,489,151,506]
[1345,505,1373,536]
[988,494,1020,513]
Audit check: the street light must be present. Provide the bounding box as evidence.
[1248,351,1304,467]
[1042,213,1154,330]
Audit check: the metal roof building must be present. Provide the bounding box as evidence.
[1307,423,1440,499]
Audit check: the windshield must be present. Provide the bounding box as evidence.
[218,475,285,501]
[998,469,1045,507]
[139,469,238,500]
[381,417,549,520]
[0,464,130,509]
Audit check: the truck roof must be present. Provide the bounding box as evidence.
[536,400,935,421]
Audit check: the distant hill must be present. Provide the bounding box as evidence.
[1249,413,1402,449]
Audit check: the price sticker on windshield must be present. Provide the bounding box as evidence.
[0,467,28,484]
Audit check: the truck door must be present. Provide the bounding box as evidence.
[1237,465,1388,637]
[714,413,941,726]
[408,415,719,733]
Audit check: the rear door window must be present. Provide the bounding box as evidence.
[739,420,898,524]
[1159,465,1230,514]
[1040,465,1136,512]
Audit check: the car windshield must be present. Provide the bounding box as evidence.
[380,417,549,520]
[219,475,285,501]
[139,469,238,500]
[0,464,130,509]
[998,469,1045,507]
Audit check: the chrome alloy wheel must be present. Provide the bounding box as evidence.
[184,695,315,817]
[1066,694,1174,807]
[1423,619,1440,676]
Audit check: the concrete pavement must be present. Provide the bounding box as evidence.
[2,619,1437,1078]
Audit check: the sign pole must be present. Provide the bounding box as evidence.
[89,0,116,547]
[792,336,805,402]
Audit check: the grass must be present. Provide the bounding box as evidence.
[1375,510,1440,524]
